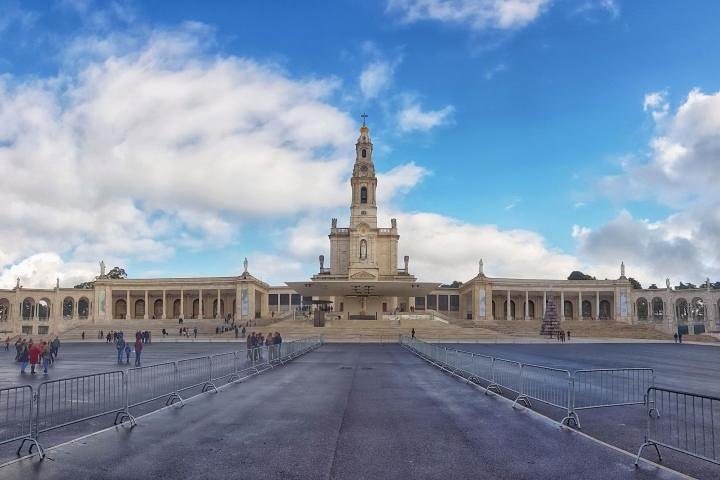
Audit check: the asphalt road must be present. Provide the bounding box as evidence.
[0,344,680,480]
[435,341,720,479]
[440,342,720,397]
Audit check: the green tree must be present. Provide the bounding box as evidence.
[628,277,642,289]
[567,271,596,280]
[74,266,127,289]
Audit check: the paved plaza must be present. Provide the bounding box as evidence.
[1,341,718,478]
[4,343,710,479]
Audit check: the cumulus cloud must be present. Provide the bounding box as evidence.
[587,88,720,285]
[0,24,362,286]
[387,0,550,31]
[397,100,454,132]
[359,60,396,99]
[0,253,96,289]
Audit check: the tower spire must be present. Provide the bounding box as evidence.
[361,112,368,126]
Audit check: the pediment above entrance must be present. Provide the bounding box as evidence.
[350,271,376,280]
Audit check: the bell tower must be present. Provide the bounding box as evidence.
[350,114,377,229]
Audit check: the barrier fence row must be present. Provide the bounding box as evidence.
[399,336,652,430]
[401,335,720,468]
[0,336,322,460]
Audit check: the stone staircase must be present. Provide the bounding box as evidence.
[51,316,720,343]
[475,319,718,342]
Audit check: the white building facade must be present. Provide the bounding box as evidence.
[1,123,718,336]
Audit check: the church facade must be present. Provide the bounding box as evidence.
[1,123,719,336]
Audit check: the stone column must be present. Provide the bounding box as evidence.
[180,288,184,319]
[235,285,241,319]
[472,286,480,321]
[144,290,149,319]
[506,290,511,320]
[198,288,203,320]
[216,288,221,319]
[560,290,565,322]
[543,291,547,316]
[525,291,529,320]
[578,291,582,320]
[162,290,166,319]
[596,291,600,320]
[248,286,256,320]
[126,290,130,319]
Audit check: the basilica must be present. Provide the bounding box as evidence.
[1,122,718,337]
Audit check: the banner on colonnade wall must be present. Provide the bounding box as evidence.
[241,287,249,317]
[620,293,628,316]
[478,289,486,316]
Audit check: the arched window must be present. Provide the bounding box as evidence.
[63,297,74,318]
[154,299,163,318]
[504,300,515,319]
[636,298,648,320]
[691,297,705,322]
[564,300,573,319]
[22,298,35,320]
[361,149,367,158]
[213,299,224,318]
[78,297,90,318]
[0,298,9,321]
[527,300,535,318]
[173,299,181,318]
[134,299,145,318]
[582,300,592,318]
[360,239,367,259]
[599,300,610,319]
[651,297,664,320]
[192,299,200,319]
[38,298,50,320]
[676,298,688,323]
[114,299,127,319]
[492,300,496,318]
[360,186,368,204]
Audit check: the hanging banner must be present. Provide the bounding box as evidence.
[620,293,628,316]
[478,289,486,317]
[241,287,249,317]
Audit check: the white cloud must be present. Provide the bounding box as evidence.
[0,24,360,286]
[387,0,550,31]
[359,60,395,99]
[391,211,579,283]
[397,101,455,132]
[588,88,720,285]
[0,253,96,289]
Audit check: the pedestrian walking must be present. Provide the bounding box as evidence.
[41,342,52,374]
[116,334,126,364]
[411,328,415,338]
[124,343,132,364]
[194,327,198,338]
[134,337,143,366]
[18,341,29,374]
[246,332,253,360]
[673,333,678,343]
[29,341,41,375]
[566,330,571,341]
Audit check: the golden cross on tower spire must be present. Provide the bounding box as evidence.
[361,112,368,126]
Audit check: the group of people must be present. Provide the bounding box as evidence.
[114,331,145,366]
[246,331,282,361]
[100,330,151,344]
[12,337,61,375]
[553,330,571,343]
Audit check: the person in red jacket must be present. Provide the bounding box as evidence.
[28,340,42,375]
[134,337,143,366]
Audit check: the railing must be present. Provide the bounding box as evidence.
[400,336,653,429]
[0,386,40,456]
[1,336,323,460]
[636,387,719,466]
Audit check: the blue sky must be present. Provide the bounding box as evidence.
[1,0,720,288]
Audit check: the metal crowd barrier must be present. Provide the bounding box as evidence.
[636,387,719,466]
[4,336,322,460]
[0,386,41,457]
[400,336,651,429]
